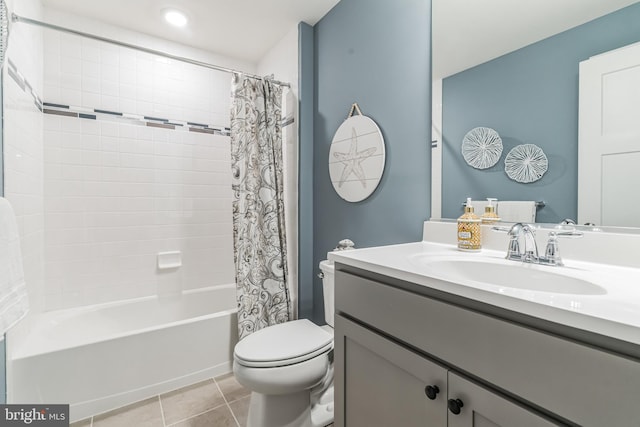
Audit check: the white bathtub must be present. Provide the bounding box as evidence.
[9,285,238,422]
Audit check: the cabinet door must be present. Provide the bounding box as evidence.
[334,315,447,427]
[446,372,562,427]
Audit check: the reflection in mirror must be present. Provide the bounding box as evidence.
[578,41,640,227]
[432,0,640,226]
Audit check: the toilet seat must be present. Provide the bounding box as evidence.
[234,319,333,368]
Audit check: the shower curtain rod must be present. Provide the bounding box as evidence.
[11,14,291,88]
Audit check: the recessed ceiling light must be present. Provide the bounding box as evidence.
[164,9,188,27]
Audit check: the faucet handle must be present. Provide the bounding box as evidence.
[491,223,524,260]
[544,232,563,266]
[543,231,583,266]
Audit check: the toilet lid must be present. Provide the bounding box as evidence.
[234,319,333,368]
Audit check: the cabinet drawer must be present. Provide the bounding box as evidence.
[336,269,640,426]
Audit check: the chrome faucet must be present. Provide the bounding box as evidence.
[520,223,539,263]
[493,223,537,261]
[492,223,583,266]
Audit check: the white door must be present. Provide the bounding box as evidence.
[578,41,640,227]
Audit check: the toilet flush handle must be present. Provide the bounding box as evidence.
[334,239,355,251]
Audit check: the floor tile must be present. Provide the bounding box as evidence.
[93,397,163,427]
[70,419,92,427]
[169,404,237,427]
[228,395,250,427]
[215,373,251,403]
[160,379,227,425]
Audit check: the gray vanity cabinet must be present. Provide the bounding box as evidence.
[333,265,640,426]
[335,314,556,427]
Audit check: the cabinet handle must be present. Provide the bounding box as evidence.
[424,385,440,400]
[447,398,464,415]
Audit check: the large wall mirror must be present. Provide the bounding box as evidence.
[432,0,640,227]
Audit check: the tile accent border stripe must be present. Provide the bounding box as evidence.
[7,59,44,112]
[7,58,294,137]
[146,122,175,130]
[43,108,77,118]
[42,104,231,136]
[7,57,232,136]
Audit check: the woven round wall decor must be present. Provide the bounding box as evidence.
[504,144,548,183]
[461,127,503,169]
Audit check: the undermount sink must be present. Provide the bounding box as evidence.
[410,255,607,295]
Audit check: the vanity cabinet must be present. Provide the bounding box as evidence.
[336,315,556,427]
[333,266,640,427]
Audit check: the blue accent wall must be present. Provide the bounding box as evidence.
[298,22,315,320]
[312,0,432,323]
[441,2,640,223]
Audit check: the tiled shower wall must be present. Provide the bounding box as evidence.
[41,24,247,310]
[3,0,44,402]
[3,0,45,314]
[42,117,235,309]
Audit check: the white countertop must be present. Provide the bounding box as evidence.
[329,241,640,349]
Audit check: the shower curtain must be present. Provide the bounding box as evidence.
[230,74,291,340]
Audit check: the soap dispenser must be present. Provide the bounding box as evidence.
[457,198,481,251]
[481,198,501,224]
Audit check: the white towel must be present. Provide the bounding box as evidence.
[497,201,537,223]
[0,198,29,334]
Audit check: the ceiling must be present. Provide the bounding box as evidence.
[39,1,639,75]
[433,0,639,79]
[41,0,340,63]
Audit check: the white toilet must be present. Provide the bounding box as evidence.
[233,259,336,427]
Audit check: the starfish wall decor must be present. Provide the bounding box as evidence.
[333,128,377,188]
[328,114,385,202]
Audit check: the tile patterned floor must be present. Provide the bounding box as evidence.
[70,373,251,427]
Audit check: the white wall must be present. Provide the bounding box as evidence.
[39,9,255,310]
[3,0,45,403]
[257,25,299,318]
[3,0,45,313]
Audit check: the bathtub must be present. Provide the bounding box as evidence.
[9,285,238,422]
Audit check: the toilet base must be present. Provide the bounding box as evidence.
[310,384,334,427]
[246,384,334,427]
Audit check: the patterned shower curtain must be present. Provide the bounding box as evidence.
[230,74,291,340]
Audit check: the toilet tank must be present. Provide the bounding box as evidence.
[319,260,335,327]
